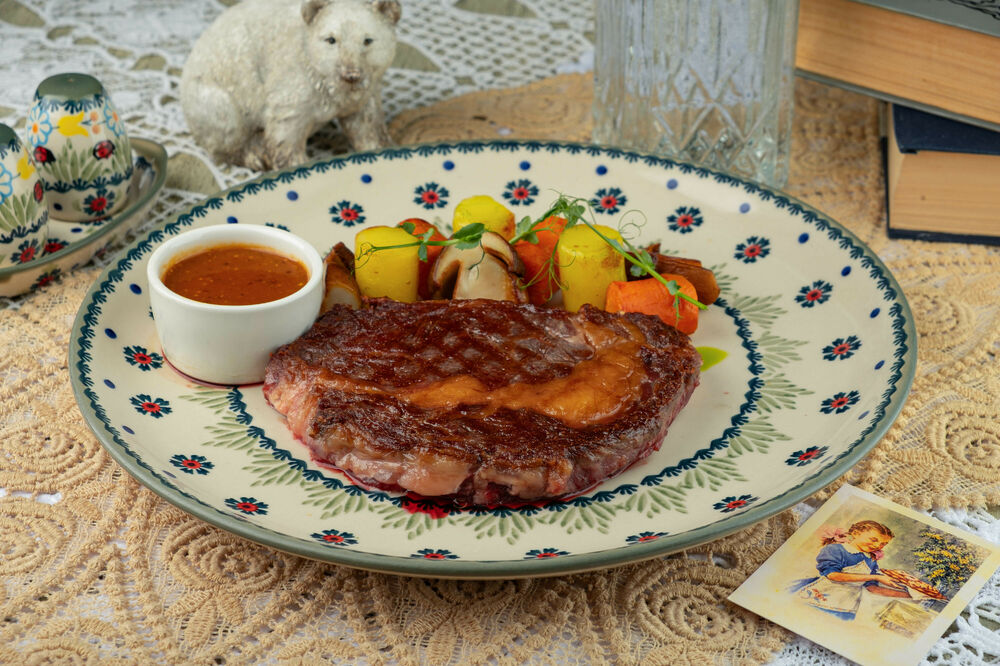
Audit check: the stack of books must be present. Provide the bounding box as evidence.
[885,104,1000,244]
[796,0,1000,244]
[797,0,1000,131]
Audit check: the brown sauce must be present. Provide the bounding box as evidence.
[305,319,648,429]
[396,320,646,428]
[162,243,308,305]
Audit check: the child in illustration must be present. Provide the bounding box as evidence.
[789,520,911,620]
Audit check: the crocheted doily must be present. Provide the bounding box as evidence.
[1,2,998,663]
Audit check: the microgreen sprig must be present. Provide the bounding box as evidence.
[574,205,706,311]
[356,222,486,266]
[530,193,707,311]
[509,197,588,245]
[357,193,709,321]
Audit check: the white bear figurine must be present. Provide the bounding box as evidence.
[180,0,400,170]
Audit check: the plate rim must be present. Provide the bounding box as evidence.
[69,139,918,578]
[0,137,168,284]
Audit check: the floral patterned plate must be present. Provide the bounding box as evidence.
[69,141,916,578]
[0,137,166,297]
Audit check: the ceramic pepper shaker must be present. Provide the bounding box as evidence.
[26,72,133,222]
[0,123,49,267]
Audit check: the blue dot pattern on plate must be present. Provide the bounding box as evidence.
[71,227,82,233]
[129,283,142,294]
[667,179,678,189]
[798,233,809,243]
[104,379,115,389]
[596,165,607,175]
[361,174,372,183]
[443,161,454,171]
[519,160,531,171]
[875,360,885,370]
[122,425,134,435]
[842,266,852,276]
[739,203,750,213]
[871,308,880,318]
[104,328,116,339]
[227,216,238,224]
[286,191,298,201]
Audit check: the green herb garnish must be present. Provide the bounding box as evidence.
[509,197,588,245]
[359,193,708,322]
[357,222,486,266]
[557,195,707,311]
[511,194,706,312]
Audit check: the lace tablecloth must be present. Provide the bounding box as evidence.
[1,2,999,664]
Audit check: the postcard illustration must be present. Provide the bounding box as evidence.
[728,485,1000,666]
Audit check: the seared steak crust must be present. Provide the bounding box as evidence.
[263,299,701,505]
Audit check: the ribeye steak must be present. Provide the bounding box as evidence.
[263,299,701,505]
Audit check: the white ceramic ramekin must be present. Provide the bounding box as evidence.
[147,224,324,385]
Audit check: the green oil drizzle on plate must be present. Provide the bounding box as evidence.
[697,346,728,370]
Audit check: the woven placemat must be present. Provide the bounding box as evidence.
[1,74,998,664]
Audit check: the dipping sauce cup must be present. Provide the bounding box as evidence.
[147,224,324,385]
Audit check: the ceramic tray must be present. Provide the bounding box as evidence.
[0,137,166,297]
[69,141,916,578]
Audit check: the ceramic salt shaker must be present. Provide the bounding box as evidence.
[0,123,49,267]
[26,73,133,222]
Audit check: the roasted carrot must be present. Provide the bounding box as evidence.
[605,273,700,334]
[398,217,446,300]
[513,215,567,305]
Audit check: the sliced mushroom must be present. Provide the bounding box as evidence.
[653,253,720,305]
[640,243,720,305]
[331,241,355,274]
[320,242,362,313]
[430,231,527,302]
